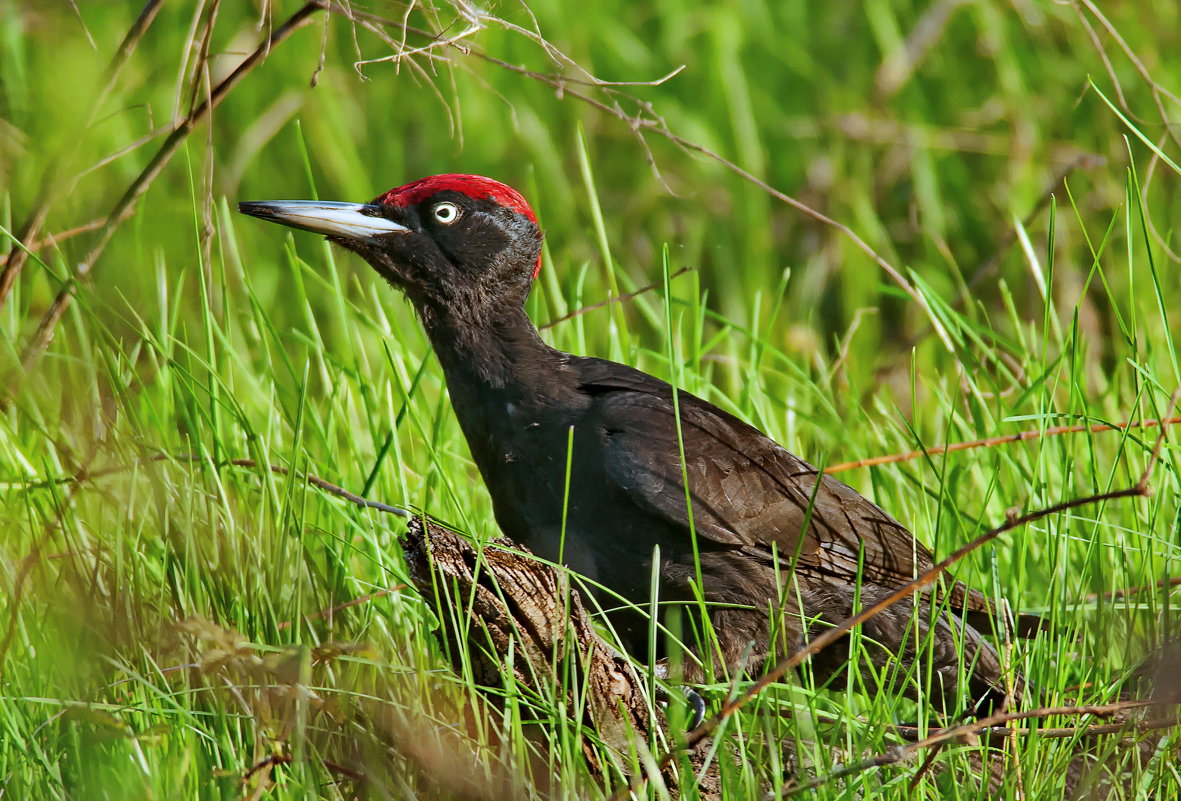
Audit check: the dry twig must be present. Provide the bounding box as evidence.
[824,413,1181,473]
[0,0,165,309]
[10,451,410,518]
[17,1,328,373]
[784,699,1164,796]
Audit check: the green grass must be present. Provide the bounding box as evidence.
[2,0,1181,798]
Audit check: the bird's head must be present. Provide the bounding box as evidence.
[239,174,543,307]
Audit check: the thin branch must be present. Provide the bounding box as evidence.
[0,219,105,267]
[17,1,327,372]
[243,752,293,782]
[7,452,410,518]
[0,0,164,310]
[891,714,1180,741]
[354,19,483,70]
[220,456,410,517]
[1086,575,1181,602]
[824,413,1181,474]
[320,758,365,782]
[784,699,1164,796]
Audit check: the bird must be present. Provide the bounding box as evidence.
[240,174,1027,714]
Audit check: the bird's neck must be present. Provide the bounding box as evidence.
[417,291,563,401]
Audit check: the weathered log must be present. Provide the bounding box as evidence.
[401,515,721,796]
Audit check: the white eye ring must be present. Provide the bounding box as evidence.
[432,202,460,224]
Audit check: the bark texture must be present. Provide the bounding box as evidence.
[401,516,722,797]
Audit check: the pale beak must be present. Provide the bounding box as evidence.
[238,200,409,240]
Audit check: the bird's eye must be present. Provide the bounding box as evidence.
[432,202,460,224]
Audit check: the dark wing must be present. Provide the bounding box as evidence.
[577,357,1044,635]
[577,358,930,587]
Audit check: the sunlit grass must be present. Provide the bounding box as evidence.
[2,1,1180,798]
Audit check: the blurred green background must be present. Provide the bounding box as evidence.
[2,1,1179,798]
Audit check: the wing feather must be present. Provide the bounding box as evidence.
[580,358,929,584]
